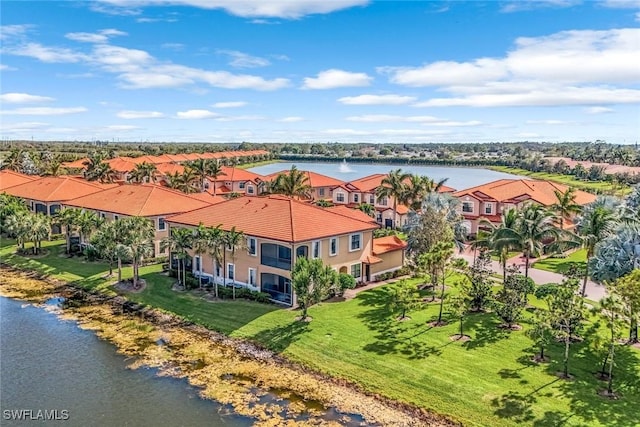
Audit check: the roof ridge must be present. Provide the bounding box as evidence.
[135,185,156,216]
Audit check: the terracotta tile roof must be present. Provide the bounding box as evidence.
[168,195,379,243]
[129,155,162,165]
[4,176,114,202]
[64,183,219,216]
[165,153,192,163]
[217,166,264,183]
[61,157,89,169]
[373,236,408,255]
[0,170,37,191]
[361,254,383,264]
[453,179,596,206]
[265,170,344,188]
[345,174,388,192]
[438,184,457,193]
[325,205,379,224]
[156,163,185,175]
[144,154,174,164]
[185,192,227,204]
[106,157,138,172]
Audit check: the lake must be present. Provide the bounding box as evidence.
[0,296,252,427]
[248,161,525,191]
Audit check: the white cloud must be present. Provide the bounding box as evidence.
[500,0,580,13]
[0,64,16,71]
[1,107,87,115]
[176,109,220,119]
[278,116,305,122]
[5,42,89,63]
[0,24,33,40]
[387,28,640,107]
[214,115,263,122]
[0,93,54,104]
[211,101,247,108]
[600,0,640,8]
[302,69,372,89]
[585,106,614,114]
[217,50,270,68]
[323,128,450,136]
[117,110,164,119]
[345,114,482,127]
[65,29,127,44]
[0,122,49,132]
[338,94,417,105]
[96,0,369,19]
[526,119,573,125]
[161,42,184,50]
[105,125,140,131]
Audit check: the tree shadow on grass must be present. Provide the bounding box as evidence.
[491,391,536,423]
[356,287,441,359]
[462,314,510,350]
[250,320,311,353]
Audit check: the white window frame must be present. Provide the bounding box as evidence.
[227,263,235,281]
[351,263,362,279]
[349,233,362,252]
[247,237,257,256]
[462,201,474,214]
[248,268,256,286]
[247,186,254,194]
[158,217,166,231]
[369,195,375,204]
[99,211,106,219]
[114,214,119,221]
[336,192,345,203]
[239,181,246,190]
[353,194,359,203]
[329,237,338,256]
[318,188,325,197]
[379,197,388,206]
[312,240,321,258]
[484,203,493,215]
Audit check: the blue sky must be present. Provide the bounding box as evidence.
[1,0,639,144]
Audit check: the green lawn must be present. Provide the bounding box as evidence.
[487,166,630,195]
[532,249,587,274]
[2,241,639,427]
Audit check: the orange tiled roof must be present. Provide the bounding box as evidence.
[105,157,138,172]
[453,179,596,206]
[61,157,89,169]
[168,195,379,243]
[217,166,264,183]
[64,183,220,216]
[266,170,344,188]
[0,170,37,191]
[438,184,456,193]
[325,205,379,224]
[4,176,114,202]
[373,235,408,255]
[156,163,185,175]
[344,174,387,192]
[361,253,383,264]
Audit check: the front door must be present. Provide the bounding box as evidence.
[365,264,370,282]
[384,218,393,229]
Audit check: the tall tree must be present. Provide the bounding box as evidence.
[611,269,640,343]
[187,159,209,192]
[191,223,210,289]
[462,248,494,312]
[206,161,226,196]
[224,226,245,299]
[205,225,224,298]
[291,256,337,321]
[386,279,421,321]
[376,169,410,229]
[355,202,375,218]
[597,295,625,395]
[160,227,193,287]
[526,308,554,362]
[479,207,519,282]
[270,166,312,199]
[422,240,457,324]
[55,207,82,253]
[494,265,535,329]
[128,162,158,184]
[122,217,155,289]
[552,187,582,230]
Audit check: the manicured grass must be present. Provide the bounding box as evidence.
[487,166,630,195]
[236,159,282,169]
[532,249,587,274]
[2,241,638,427]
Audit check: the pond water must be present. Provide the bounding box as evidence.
[0,296,252,427]
[249,161,525,191]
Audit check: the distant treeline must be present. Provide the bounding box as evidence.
[278,154,512,167]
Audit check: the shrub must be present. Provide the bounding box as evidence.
[393,266,410,278]
[84,246,100,262]
[338,273,356,294]
[184,274,199,290]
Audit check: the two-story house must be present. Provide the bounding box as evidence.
[167,195,404,306]
[453,179,597,235]
[204,166,265,196]
[3,176,116,233]
[63,184,223,255]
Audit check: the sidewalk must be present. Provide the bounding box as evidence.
[458,248,606,301]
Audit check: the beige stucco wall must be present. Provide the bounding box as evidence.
[370,249,405,278]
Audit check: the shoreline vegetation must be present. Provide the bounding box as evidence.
[0,266,455,427]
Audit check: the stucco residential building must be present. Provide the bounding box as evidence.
[264,170,345,201]
[204,166,265,196]
[167,195,406,305]
[63,183,223,255]
[453,179,597,235]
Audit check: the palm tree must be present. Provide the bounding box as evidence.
[1,149,23,171]
[0,194,28,235]
[206,160,226,196]
[376,169,411,229]
[270,166,312,199]
[178,168,199,194]
[355,202,375,218]
[478,208,519,282]
[128,162,158,184]
[205,225,224,298]
[77,210,101,244]
[494,204,560,278]
[55,207,82,253]
[123,217,155,289]
[552,188,582,230]
[6,211,31,251]
[187,159,209,192]
[224,226,245,299]
[191,223,210,289]
[576,204,617,296]
[161,227,193,287]
[87,161,117,183]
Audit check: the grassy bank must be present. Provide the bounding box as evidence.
[2,240,639,427]
[487,166,630,195]
[532,249,587,274]
[236,159,282,169]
